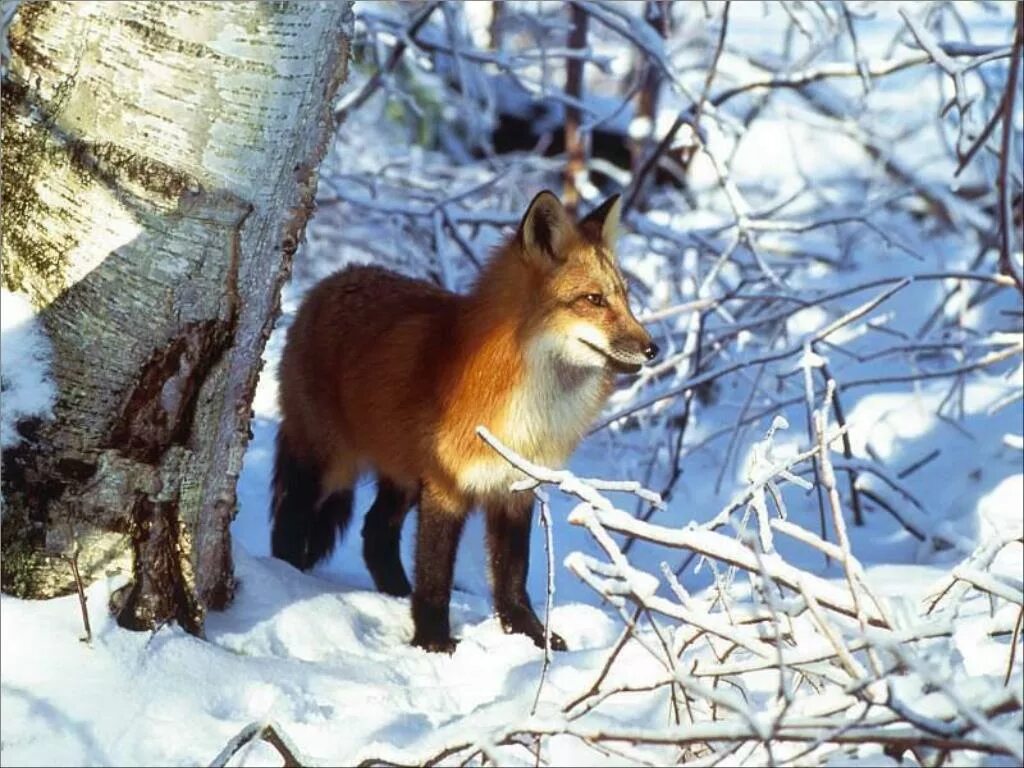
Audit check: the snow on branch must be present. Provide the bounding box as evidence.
[208,720,308,768]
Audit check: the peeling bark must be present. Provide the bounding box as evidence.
[109,319,237,466]
[0,1,353,632]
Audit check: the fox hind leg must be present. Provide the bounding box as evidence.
[362,477,414,597]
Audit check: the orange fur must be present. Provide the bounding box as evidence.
[278,194,652,516]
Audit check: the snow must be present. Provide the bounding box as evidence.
[3,1,1023,766]
[0,552,627,766]
[0,289,56,450]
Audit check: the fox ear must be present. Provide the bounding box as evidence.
[519,190,572,266]
[580,193,622,251]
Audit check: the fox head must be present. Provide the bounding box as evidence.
[511,190,658,375]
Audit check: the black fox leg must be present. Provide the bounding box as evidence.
[486,498,567,651]
[362,477,413,597]
[411,486,465,653]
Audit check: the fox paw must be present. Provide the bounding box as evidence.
[412,634,459,654]
[522,628,566,651]
[499,610,568,651]
[542,631,568,652]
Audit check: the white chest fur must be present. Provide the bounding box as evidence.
[458,335,607,497]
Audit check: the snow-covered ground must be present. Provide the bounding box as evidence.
[0,549,626,766]
[3,2,1022,766]
[1,469,1020,765]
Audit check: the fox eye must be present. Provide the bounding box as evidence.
[584,293,606,308]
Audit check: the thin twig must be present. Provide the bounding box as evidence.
[996,3,1024,294]
[1006,608,1023,686]
[530,489,556,716]
[65,548,92,645]
[692,1,730,138]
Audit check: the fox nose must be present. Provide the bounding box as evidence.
[643,342,659,361]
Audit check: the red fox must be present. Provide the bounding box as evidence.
[271,191,657,652]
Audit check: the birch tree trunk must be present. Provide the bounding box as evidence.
[1,1,352,633]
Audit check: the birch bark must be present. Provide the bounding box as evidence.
[1,0,351,632]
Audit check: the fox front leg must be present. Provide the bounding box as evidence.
[411,484,466,653]
[487,497,567,651]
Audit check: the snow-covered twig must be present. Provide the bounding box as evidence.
[530,489,555,717]
[448,421,1021,765]
[209,721,309,768]
[996,4,1024,293]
